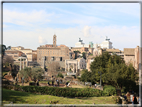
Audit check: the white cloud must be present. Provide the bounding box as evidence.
[3,9,53,26]
[83,26,92,37]
[38,36,47,44]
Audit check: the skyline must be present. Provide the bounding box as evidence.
[3,3,140,51]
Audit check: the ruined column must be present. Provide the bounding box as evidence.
[26,58,28,67]
[68,63,69,72]
[23,59,24,69]
[20,58,22,70]
[73,63,75,73]
[65,60,66,72]
[76,61,78,73]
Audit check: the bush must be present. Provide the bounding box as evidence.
[29,82,37,86]
[3,85,103,97]
[57,72,64,78]
[103,85,116,96]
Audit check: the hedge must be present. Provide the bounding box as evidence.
[3,85,103,97]
[102,85,116,96]
[3,85,117,97]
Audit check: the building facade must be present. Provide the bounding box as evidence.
[76,58,86,69]
[124,46,139,71]
[37,34,70,66]
[10,46,35,62]
[71,47,88,53]
[86,56,94,71]
[94,37,113,49]
[5,50,23,61]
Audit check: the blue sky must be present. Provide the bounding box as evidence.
[3,3,140,50]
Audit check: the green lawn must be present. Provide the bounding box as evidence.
[39,81,52,84]
[3,88,116,104]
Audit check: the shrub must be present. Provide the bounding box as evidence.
[57,72,64,78]
[29,82,37,86]
[103,85,116,96]
[3,85,105,97]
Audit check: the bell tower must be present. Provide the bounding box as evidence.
[53,34,56,47]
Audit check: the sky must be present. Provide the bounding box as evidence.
[3,3,140,51]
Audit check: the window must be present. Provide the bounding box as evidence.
[60,57,62,61]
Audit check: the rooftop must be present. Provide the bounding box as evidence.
[5,50,23,53]
[105,49,121,52]
[21,49,32,50]
[124,48,135,55]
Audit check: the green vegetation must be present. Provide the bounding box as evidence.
[0,44,7,57]
[3,85,103,97]
[19,67,44,82]
[39,81,51,84]
[102,85,116,96]
[80,69,91,82]
[82,52,86,59]
[81,52,139,92]
[73,51,81,59]
[57,72,64,78]
[3,88,115,104]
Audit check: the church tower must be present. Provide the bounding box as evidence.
[53,34,57,47]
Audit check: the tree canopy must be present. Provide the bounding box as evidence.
[0,44,11,56]
[82,52,86,59]
[81,52,138,92]
[19,67,44,82]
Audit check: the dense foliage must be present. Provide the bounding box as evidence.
[19,67,44,82]
[57,72,64,78]
[82,52,86,59]
[3,85,104,97]
[102,85,116,96]
[0,45,11,57]
[81,52,139,92]
[73,51,81,59]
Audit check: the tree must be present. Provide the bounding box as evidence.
[7,46,11,50]
[3,56,14,66]
[82,52,86,59]
[3,56,14,71]
[19,67,44,82]
[80,69,91,82]
[48,62,60,76]
[31,67,44,81]
[19,67,32,81]
[57,72,64,78]
[0,45,11,57]
[82,52,138,91]
[73,51,81,59]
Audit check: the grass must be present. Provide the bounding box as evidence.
[39,81,52,84]
[3,88,116,104]
[71,85,86,88]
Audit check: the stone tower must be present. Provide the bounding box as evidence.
[53,34,56,47]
